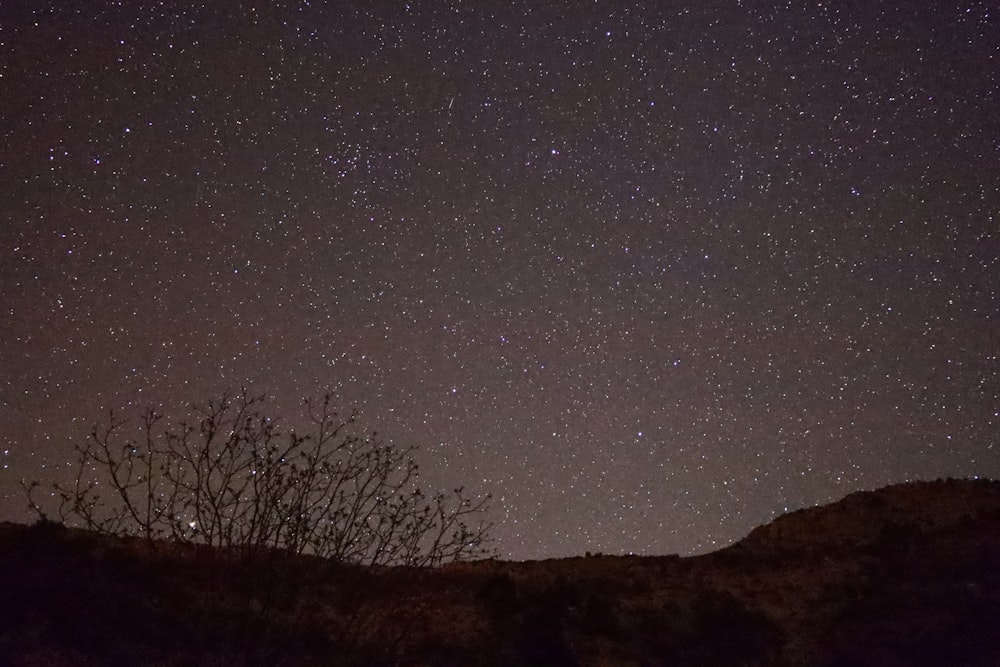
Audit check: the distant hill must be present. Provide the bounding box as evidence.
[734,477,1000,555]
[2,478,999,666]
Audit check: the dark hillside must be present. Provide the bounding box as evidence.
[2,479,999,666]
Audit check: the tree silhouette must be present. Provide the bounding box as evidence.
[26,390,492,566]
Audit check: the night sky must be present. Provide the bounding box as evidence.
[2,1,998,560]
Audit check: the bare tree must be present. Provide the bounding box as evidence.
[26,390,493,566]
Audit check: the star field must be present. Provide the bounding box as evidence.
[2,1,998,559]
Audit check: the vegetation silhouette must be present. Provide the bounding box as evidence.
[25,389,493,567]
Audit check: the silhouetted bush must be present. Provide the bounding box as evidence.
[26,390,492,567]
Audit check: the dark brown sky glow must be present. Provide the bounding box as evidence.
[2,1,998,559]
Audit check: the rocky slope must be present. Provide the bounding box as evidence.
[2,478,999,666]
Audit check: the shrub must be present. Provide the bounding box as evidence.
[26,390,492,567]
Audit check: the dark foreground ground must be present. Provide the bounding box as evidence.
[2,478,1000,666]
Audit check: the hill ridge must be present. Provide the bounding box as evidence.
[2,477,999,666]
[731,477,1000,555]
